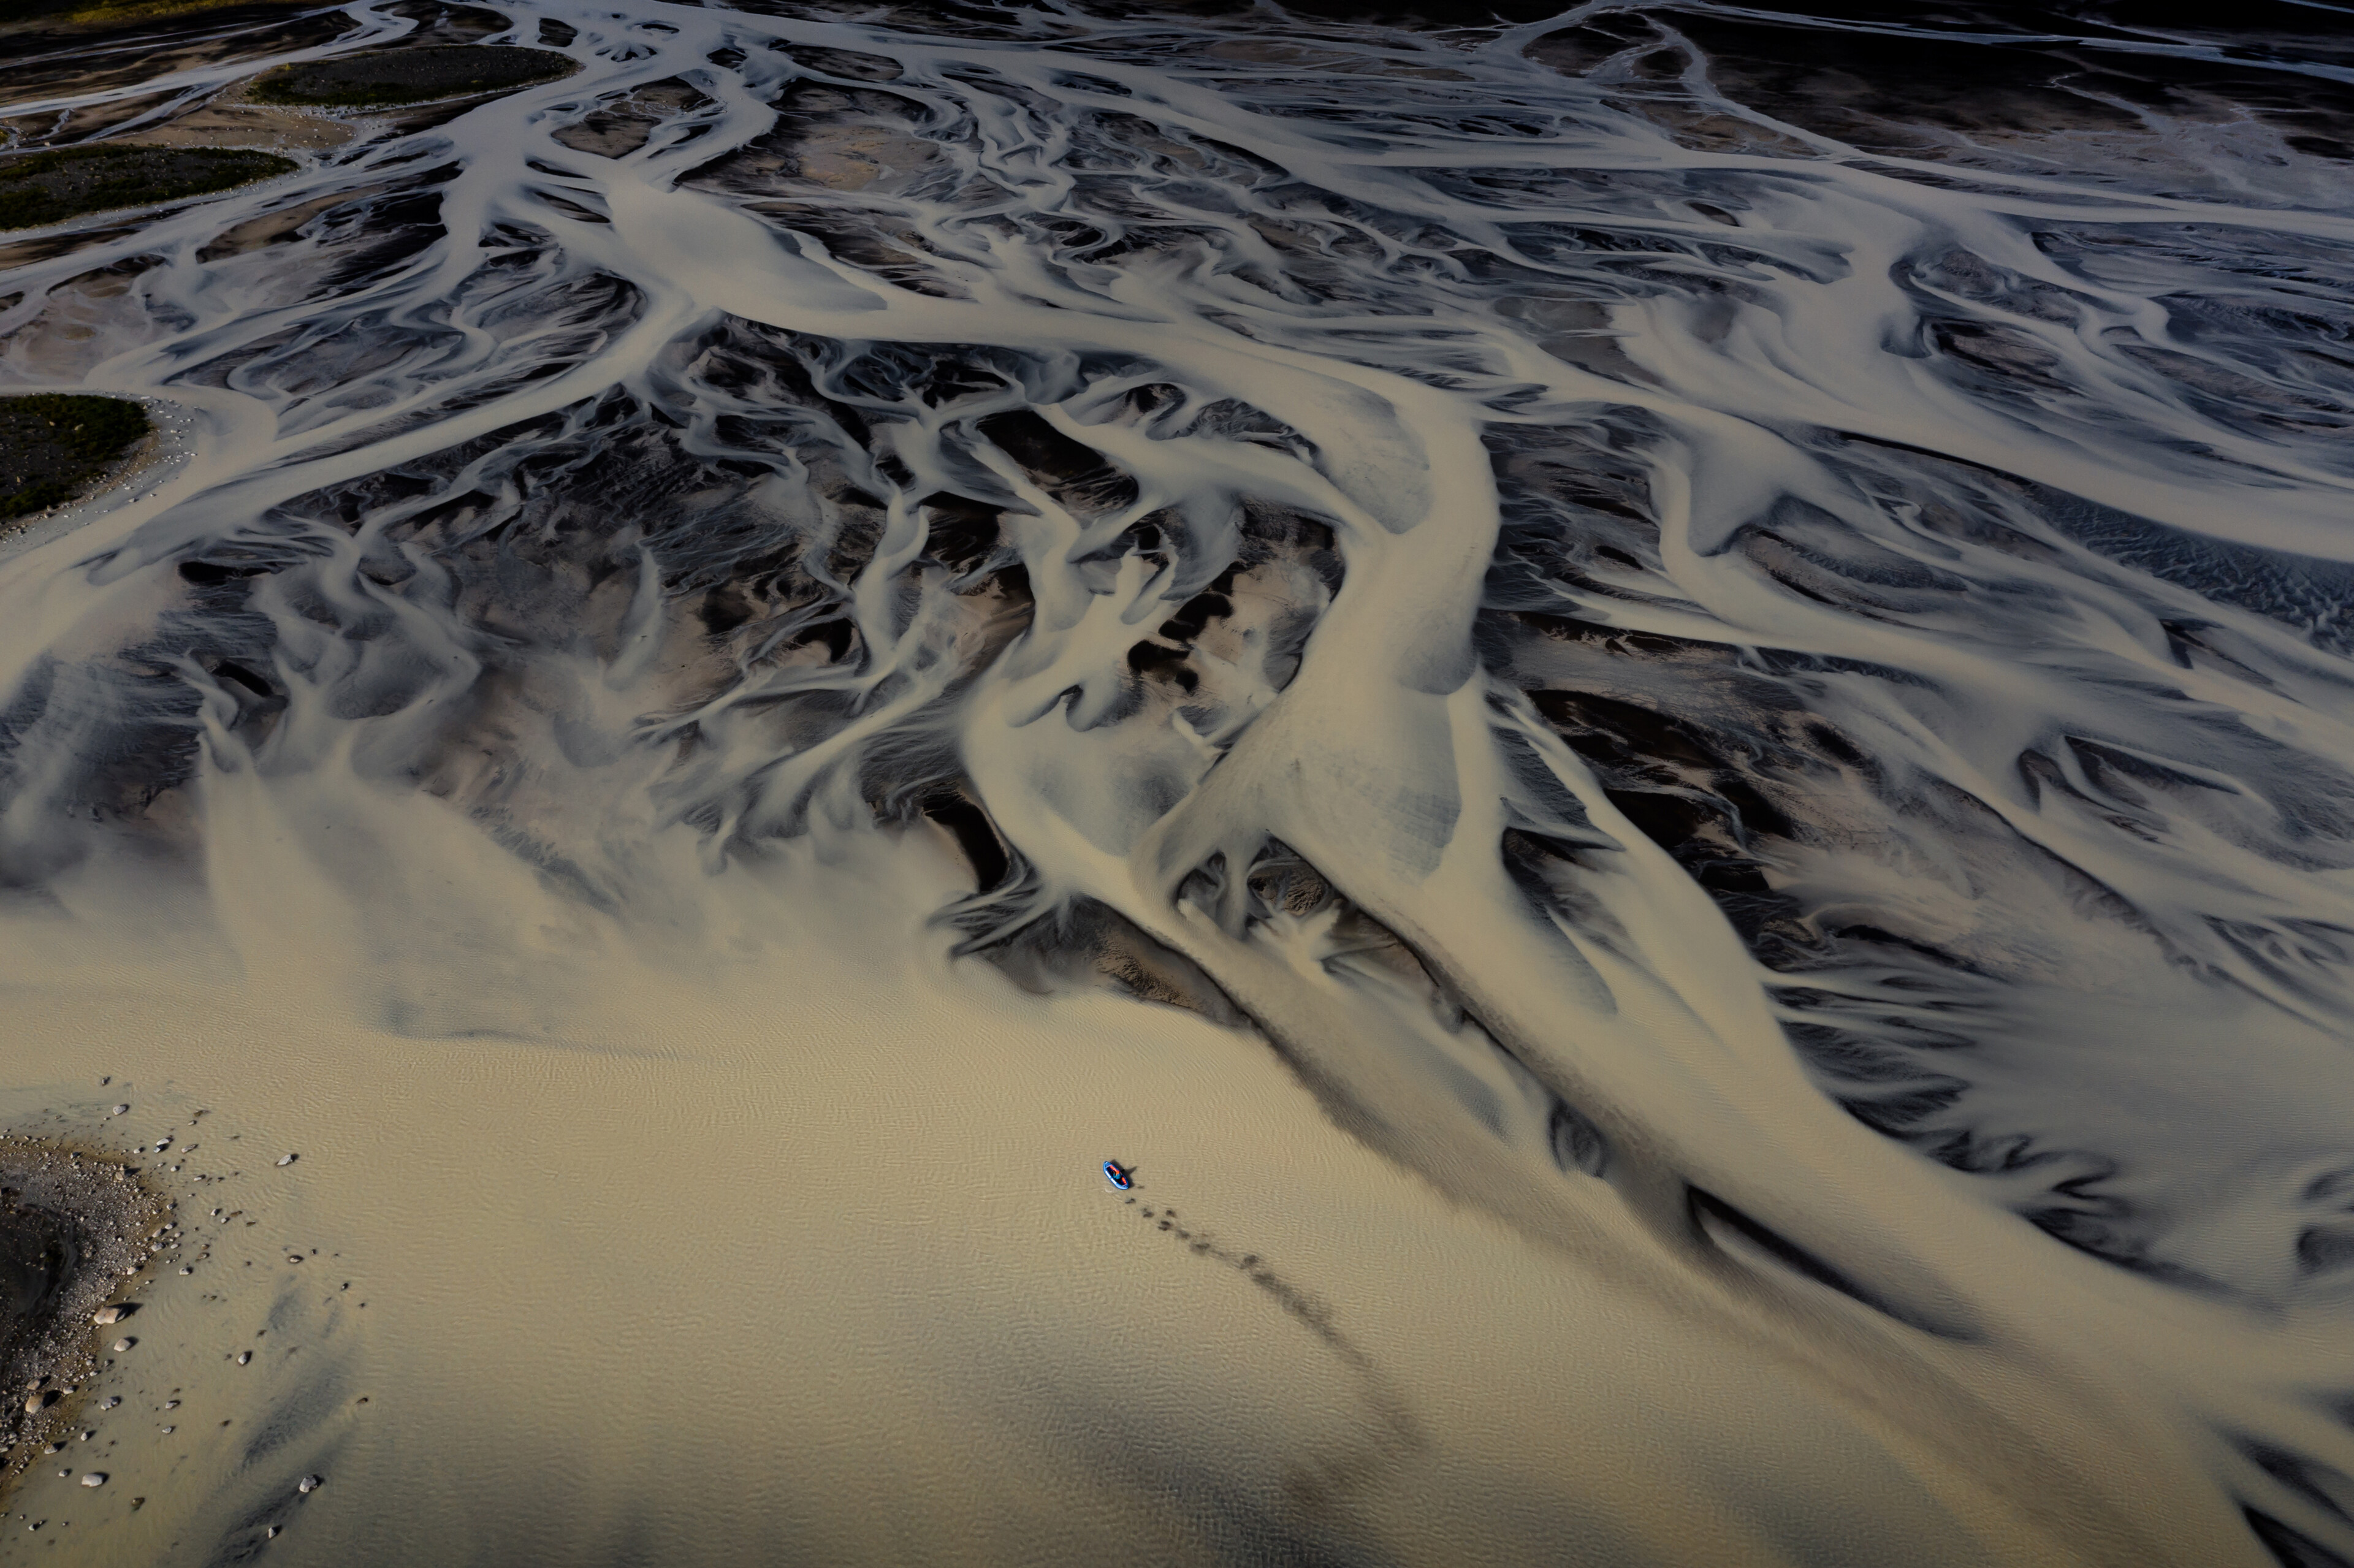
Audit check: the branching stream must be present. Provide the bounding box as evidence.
[5,2,2354,1563]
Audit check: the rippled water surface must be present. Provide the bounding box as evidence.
[3,0,2354,1562]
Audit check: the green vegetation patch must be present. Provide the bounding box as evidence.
[0,394,151,522]
[0,0,303,28]
[0,145,295,232]
[249,45,577,107]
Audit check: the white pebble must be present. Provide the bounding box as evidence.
[112,1338,133,1353]
[78,1474,104,1488]
[297,1474,324,1494]
[109,1105,128,1116]
[276,1153,297,1166]
[93,1306,124,1325]
[236,1351,251,1366]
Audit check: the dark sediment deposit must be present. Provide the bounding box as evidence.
[0,0,301,29]
[0,1136,166,1496]
[249,44,577,107]
[0,394,150,522]
[0,145,295,232]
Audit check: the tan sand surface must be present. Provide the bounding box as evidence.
[0,828,2036,1567]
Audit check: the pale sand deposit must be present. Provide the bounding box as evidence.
[0,838,2128,1567]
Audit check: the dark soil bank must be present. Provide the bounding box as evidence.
[0,145,294,232]
[0,0,303,27]
[0,395,151,522]
[250,44,577,107]
[0,1135,167,1492]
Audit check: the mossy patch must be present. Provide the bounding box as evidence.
[0,0,300,28]
[0,394,151,522]
[248,44,577,107]
[0,144,295,231]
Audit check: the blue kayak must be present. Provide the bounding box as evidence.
[1102,1160,1135,1190]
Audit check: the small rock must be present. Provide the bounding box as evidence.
[276,1154,297,1166]
[112,1338,134,1353]
[286,1255,303,1266]
[99,1398,119,1410]
[235,1351,251,1366]
[297,1474,324,1494]
[160,1425,173,1434]
[94,1304,131,1325]
[109,1105,128,1116]
[23,1390,56,1414]
[79,1474,104,1488]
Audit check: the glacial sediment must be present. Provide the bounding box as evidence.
[0,1135,169,1499]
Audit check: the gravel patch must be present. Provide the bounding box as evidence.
[0,394,150,522]
[0,1135,169,1496]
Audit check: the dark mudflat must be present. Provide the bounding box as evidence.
[249,43,577,107]
[0,145,294,232]
[0,395,150,522]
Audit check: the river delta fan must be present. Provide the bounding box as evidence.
[0,0,2349,1564]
